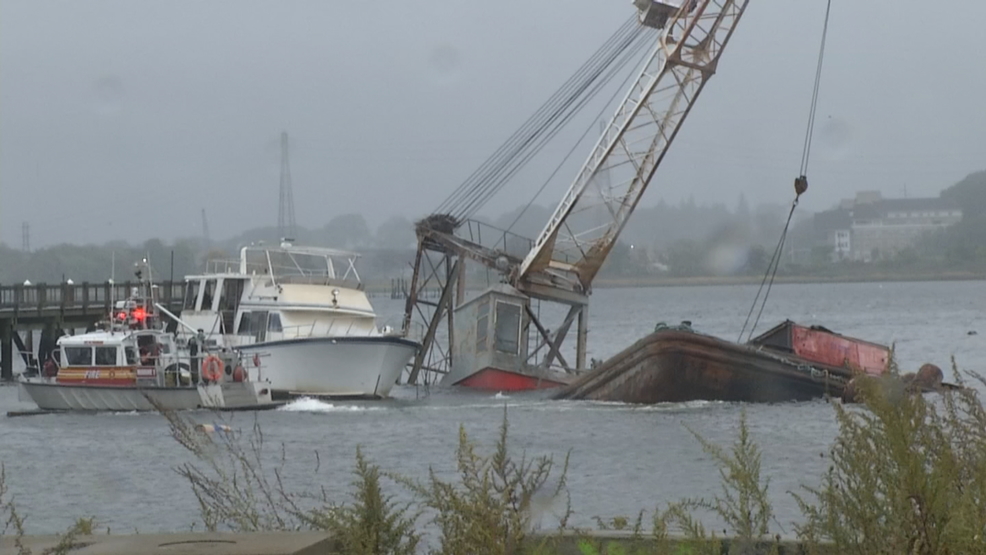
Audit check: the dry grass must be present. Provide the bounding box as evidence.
[162,406,420,553]
[162,405,569,554]
[164,409,298,532]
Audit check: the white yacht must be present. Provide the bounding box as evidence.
[177,242,419,400]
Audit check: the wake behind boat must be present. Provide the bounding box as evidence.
[177,242,419,400]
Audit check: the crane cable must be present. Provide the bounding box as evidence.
[506,33,655,236]
[437,17,637,216]
[739,0,833,343]
[454,27,648,222]
[451,22,645,221]
[434,16,645,221]
[435,17,638,216]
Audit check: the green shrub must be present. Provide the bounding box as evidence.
[400,407,570,555]
[162,407,420,553]
[297,446,420,555]
[650,410,779,555]
[794,365,986,554]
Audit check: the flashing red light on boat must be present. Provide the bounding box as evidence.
[132,307,146,321]
[116,311,127,320]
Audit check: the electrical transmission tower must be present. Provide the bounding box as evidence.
[21,222,30,252]
[277,131,297,240]
[201,208,211,244]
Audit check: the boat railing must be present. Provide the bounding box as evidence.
[379,314,423,340]
[277,318,380,339]
[204,259,244,274]
[200,259,364,290]
[280,323,322,339]
[275,275,363,289]
[458,219,535,260]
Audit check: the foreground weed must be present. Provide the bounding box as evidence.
[163,407,419,552]
[401,408,570,555]
[163,408,298,532]
[297,446,420,555]
[655,410,778,555]
[794,365,986,554]
[2,463,96,555]
[2,463,30,555]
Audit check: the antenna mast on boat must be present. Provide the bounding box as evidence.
[109,250,116,312]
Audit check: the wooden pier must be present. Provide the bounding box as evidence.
[0,281,185,381]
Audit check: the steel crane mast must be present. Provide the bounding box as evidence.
[518,0,749,292]
[402,0,749,386]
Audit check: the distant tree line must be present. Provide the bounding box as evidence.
[2,170,983,285]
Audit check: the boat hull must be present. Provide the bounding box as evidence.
[451,367,571,391]
[236,336,419,399]
[20,381,203,411]
[17,380,272,412]
[552,330,848,404]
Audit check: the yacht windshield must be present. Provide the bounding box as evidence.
[242,246,361,285]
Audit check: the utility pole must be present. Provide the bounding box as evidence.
[278,131,297,240]
[21,222,30,252]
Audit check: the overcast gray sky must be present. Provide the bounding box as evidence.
[2,0,984,248]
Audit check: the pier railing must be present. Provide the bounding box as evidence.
[0,281,186,320]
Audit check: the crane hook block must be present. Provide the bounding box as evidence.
[794,175,808,196]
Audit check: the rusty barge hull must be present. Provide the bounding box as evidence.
[552,330,849,404]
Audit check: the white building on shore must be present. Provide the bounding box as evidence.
[814,191,962,262]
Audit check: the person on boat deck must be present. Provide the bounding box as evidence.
[188,333,200,383]
[140,342,161,365]
[42,355,58,378]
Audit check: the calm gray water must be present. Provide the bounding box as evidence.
[2,281,983,536]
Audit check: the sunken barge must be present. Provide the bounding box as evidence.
[553,321,896,404]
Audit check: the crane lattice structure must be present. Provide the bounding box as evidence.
[403,0,749,385]
[278,131,297,240]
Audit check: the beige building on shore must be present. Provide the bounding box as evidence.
[814,191,962,262]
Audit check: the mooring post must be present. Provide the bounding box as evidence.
[1,319,12,381]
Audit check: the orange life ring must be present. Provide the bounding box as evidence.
[201,355,224,383]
